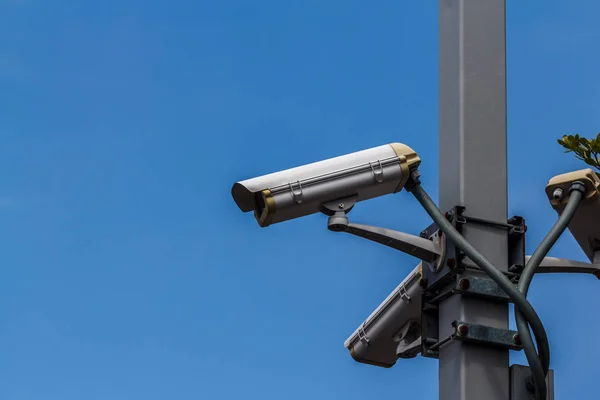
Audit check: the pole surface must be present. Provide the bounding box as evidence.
[438,1,509,399]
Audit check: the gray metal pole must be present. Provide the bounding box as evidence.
[438,1,509,399]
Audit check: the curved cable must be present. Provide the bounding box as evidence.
[407,182,550,400]
[514,182,585,398]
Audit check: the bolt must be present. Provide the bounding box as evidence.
[525,379,535,393]
[456,324,469,336]
[338,203,344,209]
[513,333,521,345]
[552,188,563,201]
[447,258,456,269]
[420,230,428,238]
[445,210,454,221]
[458,278,470,291]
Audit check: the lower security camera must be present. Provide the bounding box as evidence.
[546,168,600,262]
[231,143,421,227]
[344,263,423,368]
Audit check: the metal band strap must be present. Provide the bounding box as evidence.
[399,285,411,303]
[370,160,384,183]
[358,323,370,345]
[288,181,303,204]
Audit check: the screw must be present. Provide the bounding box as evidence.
[420,230,428,238]
[458,278,470,291]
[338,203,344,209]
[513,333,521,345]
[447,258,456,269]
[552,188,563,201]
[445,210,454,221]
[456,324,469,336]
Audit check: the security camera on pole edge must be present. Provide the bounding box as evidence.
[231,143,599,399]
[546,169,600,263]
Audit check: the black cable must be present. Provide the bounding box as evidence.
[407,181,550,400]
[514,182,585,398]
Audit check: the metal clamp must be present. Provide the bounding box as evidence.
[454,275,510,302]
[422,318,524,358]
[398,285,411,303]
[427,274,511,305]
[358,323,370,345]
[454,207,525,234]
[420,207,527,292]
[451,321,523,351]
[289,181,303,204]
[370,160,384,183]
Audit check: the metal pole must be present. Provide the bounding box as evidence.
[438,1,509,399]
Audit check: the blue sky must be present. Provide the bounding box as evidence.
[1,1,600,399]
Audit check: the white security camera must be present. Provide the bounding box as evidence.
[231,143,421,227]
[344,263,423,368]
[546,168,600,262]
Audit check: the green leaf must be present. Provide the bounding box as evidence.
[557,133,600,170]
[559,136,578,151]
[583,148,592,159]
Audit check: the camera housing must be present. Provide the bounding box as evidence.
[231,143,421,227]
[343,263,423,368]
[546,168,600,262]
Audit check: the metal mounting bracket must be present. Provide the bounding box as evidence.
[420,207,526,359]
[454,206,526,236]
[421,272,512,358]
[426,321,523,357]
[420,206,526,292]
[510,364,554,400]
[321,199,443,262]
[528,256,600,279]
[450,321,523,351]
[427,274,511,305]
[394,319,421,359]
[343,224,442,262]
